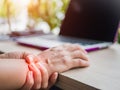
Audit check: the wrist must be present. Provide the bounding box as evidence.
[25,54,54,78]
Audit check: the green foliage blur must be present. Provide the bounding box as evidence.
[27,0,70,30]
[0,0,70,32]
[0,0,21,18]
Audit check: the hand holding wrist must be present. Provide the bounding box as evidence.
[25,54,57,90]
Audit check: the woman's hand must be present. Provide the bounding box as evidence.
[38,44,90,76]
[0,52,58,90]
[26,55,58,90]
[0,43,90,90]
[0,51,31,59]
[20,71,34,90]
[21,70,58,90]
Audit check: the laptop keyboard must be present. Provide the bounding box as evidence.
[39,35,104,46]
[17,35,112,51]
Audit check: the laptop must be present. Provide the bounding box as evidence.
[16,0,120,52]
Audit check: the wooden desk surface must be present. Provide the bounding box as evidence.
[0,41,120,90]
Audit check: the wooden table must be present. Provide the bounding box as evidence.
[0,40,120,90]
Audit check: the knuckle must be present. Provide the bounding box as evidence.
[78,59,83,66]
[62,56,68,64]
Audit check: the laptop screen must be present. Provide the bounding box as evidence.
[60,0,120,42]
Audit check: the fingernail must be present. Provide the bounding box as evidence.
[83,60,90,66]
[53,72,58,80]
[26,55,34,64]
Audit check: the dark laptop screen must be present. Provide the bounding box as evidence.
[60,0,120,42]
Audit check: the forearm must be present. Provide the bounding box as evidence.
[0,59,29,90]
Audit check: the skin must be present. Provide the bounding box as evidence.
[38,44,89,76]
[0,43,89,90]
[0,59,29,90]
[0,53,58,90]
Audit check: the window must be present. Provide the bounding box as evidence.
[0,0,70,35]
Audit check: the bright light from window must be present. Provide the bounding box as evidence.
[0,0,70,34]
[11,0,30,8]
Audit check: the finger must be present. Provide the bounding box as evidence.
[0,51,33,59]
[36,62,49,89]
[71,50,89,61]
[21,71,34,90]
[68,59,90,69]
[71,59,90,68]
[75,44,88,54]
[22,52,33,59]
[25,55,39,64]
[47,72,58,90]
[0,51,24,59]
[71,44,88,54]
[28,63,41,89]
[62,44,87,53]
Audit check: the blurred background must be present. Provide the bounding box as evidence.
[0,0,120,42]
[0,0,70,35]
